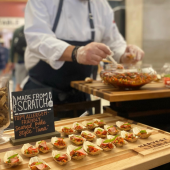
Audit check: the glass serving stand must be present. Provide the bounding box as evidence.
[0,75,11,144]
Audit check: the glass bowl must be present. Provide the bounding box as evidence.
[163,66,170,88]
[100,64,157,90]
[0,75,11,144]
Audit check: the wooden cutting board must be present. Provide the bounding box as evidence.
[71,80,170,102]
[1,113,170,170]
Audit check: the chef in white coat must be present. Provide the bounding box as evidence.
[24,0,144,117]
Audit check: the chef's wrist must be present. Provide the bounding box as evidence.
[72,46,80,63]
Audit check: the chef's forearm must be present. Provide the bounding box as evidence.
[58,45,75,62]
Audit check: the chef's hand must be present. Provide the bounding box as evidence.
[76,42,111,65]
[120,45,144,64]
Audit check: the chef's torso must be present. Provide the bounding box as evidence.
[24,0,126,71]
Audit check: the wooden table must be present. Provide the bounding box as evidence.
[71,81,170,118]
[71,81,170,102]
[1,113,170,170]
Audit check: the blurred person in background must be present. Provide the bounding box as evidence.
[0,37,9,75]
[24,0,144,118]
[5,25,28,91]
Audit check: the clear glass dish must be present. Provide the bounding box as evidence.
[164,67,170,88]
[0,75,11,144]
[100,64,157,90]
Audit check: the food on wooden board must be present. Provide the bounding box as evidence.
[121,131,138,143]
[82,121,97,130]
[67,145,87,160]
[21,143,39,157]
[73,122,86,133]
[104,125,119,135]
[133,127,152,139]
[36,140,53,153]
[81,131,96,142]
[83,141,102,155]
[69,134,86,145]
[61,126,75,135]
[93,119,106,127]
[85,77,93,83]
[94,127,107,138]
[107,135,127,147]
[116,121,132,131]
[28,157,51,170]
[96,138,115,151]
[4,151,23,167]
[52,150,71,166]
[51,137,67,149]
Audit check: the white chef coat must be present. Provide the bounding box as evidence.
[24,0,127,71]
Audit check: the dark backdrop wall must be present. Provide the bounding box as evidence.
[108,0,126,39]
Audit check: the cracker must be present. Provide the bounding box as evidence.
[0,95,6,106]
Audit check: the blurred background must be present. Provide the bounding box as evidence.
[0,0,169,90]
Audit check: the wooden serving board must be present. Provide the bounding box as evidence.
[71,80,170,102]
[1,113,170,170]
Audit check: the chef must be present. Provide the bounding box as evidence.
[24,0,144,114]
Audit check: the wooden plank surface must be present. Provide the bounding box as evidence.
[1,113,170,170]
[71,81,170,102]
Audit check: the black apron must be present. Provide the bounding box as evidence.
[24,0,95,105]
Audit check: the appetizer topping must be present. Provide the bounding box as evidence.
[87,145,99,153]
[30,162,48,170]
[120,122,131,129]
[125,133,136,140]
[70,147,86,157]
[54,138,66,147]
[75,124,83,131]
[96,129,107,135]
[107,125,113,129]
[38,141,49,151]
[62,127,74,133]
[70,136,84,142]
[112,135,125,145]
[24,146,38,155]
[87,122,94,127]
[54,154,68,163]
[74,146,82,151]
[94,120,104,125]
[101,72,156,89]
[139,130,147,134]
[108,126,117,132]
[82,132,94,140]
[103,139,114,143]
[100,142,113,149]
[165,74,170,78]
[6,154,19,164]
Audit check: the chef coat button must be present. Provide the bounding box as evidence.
[68,15,72,19]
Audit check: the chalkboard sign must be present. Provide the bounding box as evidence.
[12,88,55,139]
